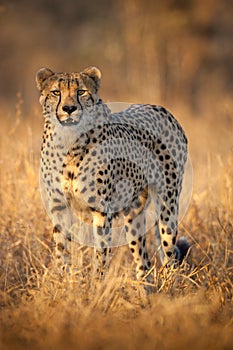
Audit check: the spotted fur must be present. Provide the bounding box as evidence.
[36,66,189,280]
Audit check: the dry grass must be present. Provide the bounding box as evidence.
[0,104,232,350]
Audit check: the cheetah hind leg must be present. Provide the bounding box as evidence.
[157,212,190,268]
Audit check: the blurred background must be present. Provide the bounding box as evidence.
[0,0,232,192]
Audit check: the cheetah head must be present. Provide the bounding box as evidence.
[36,66,101,125]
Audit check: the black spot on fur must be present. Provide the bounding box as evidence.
[53,224,62,233]
[97,227,103,235]
[131,229,137,236]
[88,196,96,204]
[57,243,65,251]
[68,171,74,180]
[160,107,167,114]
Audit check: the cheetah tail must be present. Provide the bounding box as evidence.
[176,236,190,263]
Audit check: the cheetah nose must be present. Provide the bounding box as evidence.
[62,105,77,115]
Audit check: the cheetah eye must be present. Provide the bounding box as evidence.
[77,89,87,96]
[51,90,61,96]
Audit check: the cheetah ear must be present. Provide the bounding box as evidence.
[36,68,54,91]
[82,66,101,89]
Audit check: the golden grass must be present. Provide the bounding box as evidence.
[0,107,232,350]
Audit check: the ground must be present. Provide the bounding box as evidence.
[0,104,232,350]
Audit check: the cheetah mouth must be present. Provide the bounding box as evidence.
[59,117,80,126]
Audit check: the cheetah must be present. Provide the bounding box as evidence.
[36,66,189,280]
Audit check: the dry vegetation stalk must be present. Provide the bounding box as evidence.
[0,106,232,349]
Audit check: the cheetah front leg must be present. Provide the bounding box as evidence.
[93,213,112,278]
[125,211,151,281]
[49,203,75,271]
[52,224,72,270]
